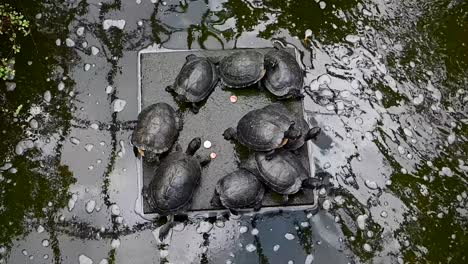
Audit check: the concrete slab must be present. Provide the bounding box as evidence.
[136,47,318,216]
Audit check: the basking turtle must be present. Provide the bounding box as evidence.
[223,104,302,156]
[131,103,181,163]
[243,150,323,202]
[166,54,218,113]
[210,169,265,215]
[262,103,321,151]
[262,49,304,99]
[219,50,265,88]
[143,137,210,240]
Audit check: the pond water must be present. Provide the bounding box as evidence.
[0,0,466,263]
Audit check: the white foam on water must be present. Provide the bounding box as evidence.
[79,254,93,264]
[106,86,113,94]
[319,1,326,9]
[103,19,126,30]
[284,233,295,240]
[239,226,248,233]
[305,254,314,264]
[113,99,127,112]
[56,39,61,46]
[37,225,44,233]
[322,199,331,210]
[85,200,96,213]
[251,228,259,236]
[245,244,256,252]
[273,245,280,251]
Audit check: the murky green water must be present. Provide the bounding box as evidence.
[0,0,466,263]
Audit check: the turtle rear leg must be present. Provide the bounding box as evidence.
[186,137,202,156]
[196,154,211,167]
[302,178,323,189]
[158,215,175,242]
[265,149,276,160]
[229,209,239,216]
[253,202,262,212]
[210,190,222,208]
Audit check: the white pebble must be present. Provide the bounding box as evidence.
[239,226,248,233]
[363,243,372,252]
[65,38,75,47]
[403,128,413,137]
[55,39,61,46]
[251,228,259,236]
[84,63,91,71]
[90,123,99,130]
[58,81,65,91]
[345,35,360,43]
[91,46,100,56]
[85,144,94,152]
[99,259,109,264]
[447,133,456,144]
[70,137,80,145]
[322,199,331,210]
[37,225,45,233]
[44,90,52,102]
[319,1,326,9]
[203,141,212,149]
[42,239,49,247]
[439,167,453,177]
[413,94,424,105]
[285,233,295,240]
[105,86,113,94]
[305,254,314,264]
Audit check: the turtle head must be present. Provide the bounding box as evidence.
[284,121,301,141]
[186,137,201,156]
[176,94,187,102]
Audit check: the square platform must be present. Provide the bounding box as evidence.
[136,47,318,217]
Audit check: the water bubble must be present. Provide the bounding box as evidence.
[239,226,248,234]
[251,228,259,236]
[322,199,331,210]
[111,239,120,249]
[85,200,96,213]
[65,38,75,47]
[44,90,52,102]
[245,244,256,252]
[357,214,368,230]
[203,141,212,149]
[345,35,360,43]
[447,133,456,144]
[137,20,143,27]
[363,243,373,252]
[42,239,49,247]
[319,1,326,9]
[113,99,127,112]
[355,117,363,125]
[76,27,85,36]
[56,39,61,46]
[273,245,280,252]
[380,211,388,218]
[318,74,332,85]
[37,225,44,233]
[84,63,91,71]
[196,221,213,234]
[79,254,93,264]
[285,233,295,240]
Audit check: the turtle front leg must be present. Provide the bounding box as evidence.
[253,202,262,212]
[196,154,211,167]
[223,127,237,140]
[165,85,173,92]
[191,103,200,114]
[265,149,276,160]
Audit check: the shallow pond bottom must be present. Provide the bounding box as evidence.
[137,47,318,216]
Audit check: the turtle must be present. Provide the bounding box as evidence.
[210,169,265,215]
[262,103,321,151]
[243,150,323,202]
[262,48,304,99]
[219,50,265,88]
[143,137,211,240]
[131,103,181,163]
[223,104,302,157]
[166,54,219,113]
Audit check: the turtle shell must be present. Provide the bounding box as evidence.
[219,50,265,88]
[236,107,292,151]
[262,49,303,97]
[254,151,308,195]
[262,103,309,150]
[131,103,179,155]
[172,55,218,102]
[147,151,201,215]
[215,169,264,210]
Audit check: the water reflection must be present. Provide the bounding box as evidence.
[1,0,466,263]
